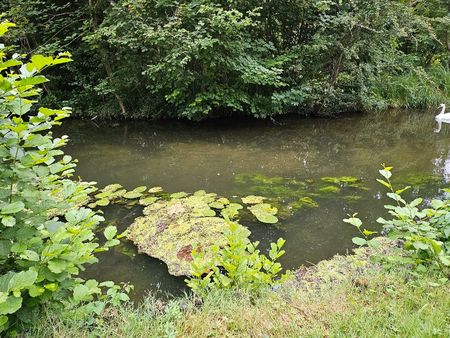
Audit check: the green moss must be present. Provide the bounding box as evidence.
[127,195,232,276]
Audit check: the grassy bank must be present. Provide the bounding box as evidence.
[27,241,450,337]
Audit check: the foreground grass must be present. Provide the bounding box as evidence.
[28,243,449,337]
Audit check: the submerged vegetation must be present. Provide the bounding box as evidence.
[234,173,366,217]
[1,0,449,119]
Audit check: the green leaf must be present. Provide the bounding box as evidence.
[0,241,11,258]
[14,76,48,87]
[104,226,117,241]
[123,191,143,199]
[96,199,110,207]
[1,216,16,227]
[343,217,362,228]
[248,203,278,224]
[368,238,380,248]
[362,229,377,236]
[73,284,90,303]
[30,55,54,71]
[379,169,392,180]
[148,187,163,193]
[276,238,286,248]
[0,315,8,328]
[376,179,391,189]
[1,202,25,214]
[241,195,266,204]
[20,250,40,262]
[170,192,188,199]
[8,270,38,291]
[0,296,22,315]
[139,196,158,206]
[48,260,68,274]
[352,237,367,246]
[105,239,120,248]
[28,285,45,298]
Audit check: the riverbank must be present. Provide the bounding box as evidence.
[27,239,450,337]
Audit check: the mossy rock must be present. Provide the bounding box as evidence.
[126,195,233,276]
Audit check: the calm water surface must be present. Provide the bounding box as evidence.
[58,110,450,299]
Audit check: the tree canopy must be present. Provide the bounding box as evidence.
[1,0,449,119]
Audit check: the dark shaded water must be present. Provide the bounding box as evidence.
[59,110,450,299]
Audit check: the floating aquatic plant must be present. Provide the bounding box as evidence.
[241,195,266,204]
[233,173,367,218]
[248,203,278,224]
[290,197,319,209]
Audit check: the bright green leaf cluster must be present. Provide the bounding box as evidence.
[345,165,450,274]
[0,22,128,334]
[186,221,291,296]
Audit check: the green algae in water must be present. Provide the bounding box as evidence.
[319,186,341,193]
[291,197,319,210]
[233,173,367,218]
[393,172,443,187]
[321,176,359,184]
[127,194,230,276]
[343,195,363,202]
[126,189,280,275]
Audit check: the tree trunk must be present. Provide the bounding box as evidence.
[88,0,127,115]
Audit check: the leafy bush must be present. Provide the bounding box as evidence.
[2,0,449,119]
[0,22,127,334]
[186,221,291,296]
[346,166,450,274]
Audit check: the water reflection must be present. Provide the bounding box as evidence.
[58,110,450,298]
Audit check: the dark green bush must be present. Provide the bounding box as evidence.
[1,0,449,119]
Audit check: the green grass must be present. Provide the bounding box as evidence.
[26,242,450,337]
[366,65,450,110]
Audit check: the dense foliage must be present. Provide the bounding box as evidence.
[0,22,128,334]
[1,0,449,119]
[346,166,450,275]
[186,221,290,295]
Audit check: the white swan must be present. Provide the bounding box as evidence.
[434,104,450,133]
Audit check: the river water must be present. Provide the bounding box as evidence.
[59,110,450,298]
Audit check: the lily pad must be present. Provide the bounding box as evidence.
[241,195,266,204]
[133,186,148,193]
[139,196,158,206]
[209,198,231,209]
[170,192,188,199]
[248,203,278,224]
[148,187,163,193]
[221,203,243,220]
[102,183,123,192]
[123,191,144,199]
[96,199,110,207]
